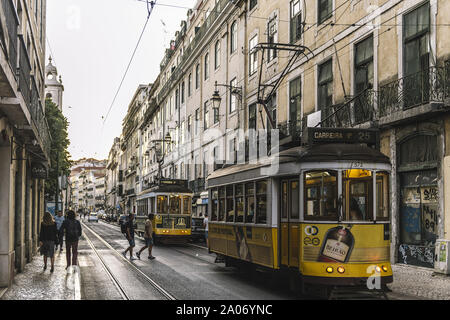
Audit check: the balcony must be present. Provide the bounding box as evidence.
[320,66,450,130]
[189,178,205,194]
[2,0,18,79]
[378,66,450,126]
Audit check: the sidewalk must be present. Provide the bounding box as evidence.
[0,249,81,300]
[388,263,450,300]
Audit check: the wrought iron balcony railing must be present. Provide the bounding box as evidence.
[31,77,51,159]
[18,35,31,106]
[278,120,302,140]
[189,178,205,194]
[2,0,18,74]
[379,66,450,117]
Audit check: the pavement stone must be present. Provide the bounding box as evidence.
[1,249,80,300]
[388,263,450,300]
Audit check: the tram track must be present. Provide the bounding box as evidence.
[81,222,177,301]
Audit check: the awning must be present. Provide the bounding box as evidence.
[200,191,208,199]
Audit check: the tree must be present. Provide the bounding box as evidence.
[44,98,71,201]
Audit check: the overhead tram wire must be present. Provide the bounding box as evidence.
[101,0,156,127]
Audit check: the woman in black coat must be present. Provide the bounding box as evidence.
[39,211,58,272]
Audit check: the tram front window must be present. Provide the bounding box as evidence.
[183,196,192,215]
[304,171,338,221]
[157,196,168,213]
[169,195,181,214]
[343,169,373,221]
[376,171,390,221]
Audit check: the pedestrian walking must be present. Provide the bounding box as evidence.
[39,212,58,272]
[122,213,136,260]
[203,213,209,247]
[61,210,82,270]
[136,213,155,260]
[54,211,65,253]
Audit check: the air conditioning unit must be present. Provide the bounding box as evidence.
[435,239,450,274]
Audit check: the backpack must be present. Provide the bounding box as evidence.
[120,217,128,234]
[67,220,79,240]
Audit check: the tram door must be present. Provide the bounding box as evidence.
[280,179,300,268]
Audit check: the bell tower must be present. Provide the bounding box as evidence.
[44,57,64,112]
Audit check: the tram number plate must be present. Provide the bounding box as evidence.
[351,161,363,168]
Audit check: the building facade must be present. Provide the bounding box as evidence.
[109,0,450,270]
[0,0,50,288]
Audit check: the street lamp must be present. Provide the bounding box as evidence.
[211,81,242,108]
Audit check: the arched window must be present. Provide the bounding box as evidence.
[215,40,221,69]
[46,92,52,99]
[230,21,237,53]
[204,53,209,80]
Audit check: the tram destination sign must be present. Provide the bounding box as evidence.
[306,128,379,146]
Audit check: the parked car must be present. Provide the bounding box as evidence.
[88,212,99,222]
[191,217,206,242]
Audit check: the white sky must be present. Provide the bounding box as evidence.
[46,0,197,161]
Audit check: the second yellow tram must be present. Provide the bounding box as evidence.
[136,179,193,243]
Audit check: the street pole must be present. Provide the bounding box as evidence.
[55,149,59,216]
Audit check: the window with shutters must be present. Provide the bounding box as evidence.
[318,0,332,25]
[318,59,333,111]
[267,16,278,62]
[290,0,302,43]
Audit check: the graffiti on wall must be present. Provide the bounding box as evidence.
[398,244,434,268]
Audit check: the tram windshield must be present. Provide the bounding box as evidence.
[304,169,391,222]
[304,171,339,221]
[343,169,373,221]
[169,195,181,214]
[157,195,168,213]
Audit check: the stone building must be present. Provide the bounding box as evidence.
[105,137,121,218]
[0,0,50,288]
[112,0,450,270]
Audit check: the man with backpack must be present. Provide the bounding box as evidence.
[60,210,82,270]
[136,213,155,260]
[122,213,136,260]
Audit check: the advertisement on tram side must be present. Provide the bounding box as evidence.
[209,223,277,268]
[301,224,390,264]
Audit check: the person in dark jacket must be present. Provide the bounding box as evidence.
[60,210,82,270]
[39,212,58,272]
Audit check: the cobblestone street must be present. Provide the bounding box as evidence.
[1,250,80,300]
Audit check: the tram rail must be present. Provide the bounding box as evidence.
[81,221,177,301]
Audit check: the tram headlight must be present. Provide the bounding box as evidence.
[382,265,388,272]
[326,267,334,273]
[375,266,382,273]
[337,266,345,274]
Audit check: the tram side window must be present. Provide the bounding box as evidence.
[226,185,235,222]
[281,181,288,219]
[256,181,268,224]
[150,197,155,213]
[219,187,226,221]
[157,195,168,214]
[212,189,218,221]
[235,184,244,222]
[183,196,192,215]
[343,169,373,221]
[304,171,338,220]
[376,171,390,221]
[245,183,255,223]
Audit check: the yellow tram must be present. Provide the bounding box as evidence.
[206,128,393,292]
[135,179,193,243]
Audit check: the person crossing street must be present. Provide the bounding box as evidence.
[122,213,137,260]
[136,213,155,260]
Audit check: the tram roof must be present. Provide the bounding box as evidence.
[137,184,193,197]
[207,143,390,187]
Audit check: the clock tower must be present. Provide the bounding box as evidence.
[45,57,64,111]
